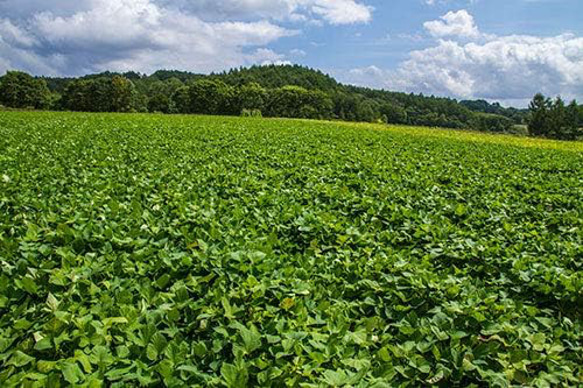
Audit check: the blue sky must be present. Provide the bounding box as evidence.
[278,0,583,68]
[0,0,581,106]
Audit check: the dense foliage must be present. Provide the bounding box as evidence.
[528,93,583,140]
[0,71,52,110]
[469,113,515,134]
[0,65,530,133]
[0,112,581,387]
[460,100,526,124]
[60,76,137,113]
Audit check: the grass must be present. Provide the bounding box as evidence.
[0,111,581,387]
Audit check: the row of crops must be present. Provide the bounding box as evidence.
[0,111,581,386]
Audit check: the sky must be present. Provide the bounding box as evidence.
[0,0,582,107]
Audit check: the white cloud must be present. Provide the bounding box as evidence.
[342,10,583,105]
[309,0,372,25]
[290,48,307,57]
[0,19,37,48]
[0,0,294,75]
[423,10,480,39]
[0,0,372,25]
[0,0,372,76]
[424,0,479,6]
[162,0,372,24]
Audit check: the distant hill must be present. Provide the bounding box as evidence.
[214,65,340,92]
[4,64,530,131]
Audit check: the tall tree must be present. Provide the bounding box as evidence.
[188,79,235,115]
[171,86,191,114]
[61,79,93,112]
[61,76,138,112]
[563,100,581,140]
[267,86,333,119]
[236,83,267,114]
[528,93,552,137]
[549,96,566,137]
[111,75,137,112]
[379,103,408,124]
[148,94,172,114]
[0,71,52,109]
[472,113,513,133]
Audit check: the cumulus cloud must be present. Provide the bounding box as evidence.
[343,10,583,105]
[159,0,372,24]
[0,0,371,75]
[423,10,480,39]
[309,0,373,25]
[424,0,479,7]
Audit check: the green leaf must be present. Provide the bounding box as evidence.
[221,363,248,388]
[280,297,295,310]
[322,369,349,386]
[75,350,93,373]
[157,359,174,380]
[61,362,83,384]
[155,274,171,289]
[146,344,158,361]
[37,360,57,373]
[46,293,60,312]
[102,317,128,326]
[91,346,114,370]
[9,351,35,367]
[237,324,262,354]
[34,337,53,351]
[378,347,391,362]
[20,277,38,295]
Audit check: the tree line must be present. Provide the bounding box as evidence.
[0,65,581,139]
[528,94,582,140]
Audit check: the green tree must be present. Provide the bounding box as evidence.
[188,79,235,115]
[90,78,115,112]
[111,75,137,112]
[380,103,408,124]
[142,78,182,113]
[236,83,267,114]
[171,86,191,114]
[333,93,359,121]
[471,113,513,133]
[148,94,172,114]
[306,90,334,119]
[61,79,93,111]
[528,93,552,137]
[267,85,310,117]
[549,96,566,137]
[61,76,137,112]
[527,94,581,140]
[355,100,378,123]
[0,71,52,109]
[267,86,333,119]
[562,100,581,140]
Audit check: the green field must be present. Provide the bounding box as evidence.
[0,111,581,387]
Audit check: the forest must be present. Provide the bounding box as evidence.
[0,65,582,139]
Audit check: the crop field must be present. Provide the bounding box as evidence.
[0,111,581,387]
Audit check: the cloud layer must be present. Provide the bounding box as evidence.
[0,0,372,75]
[345,10,583,105]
